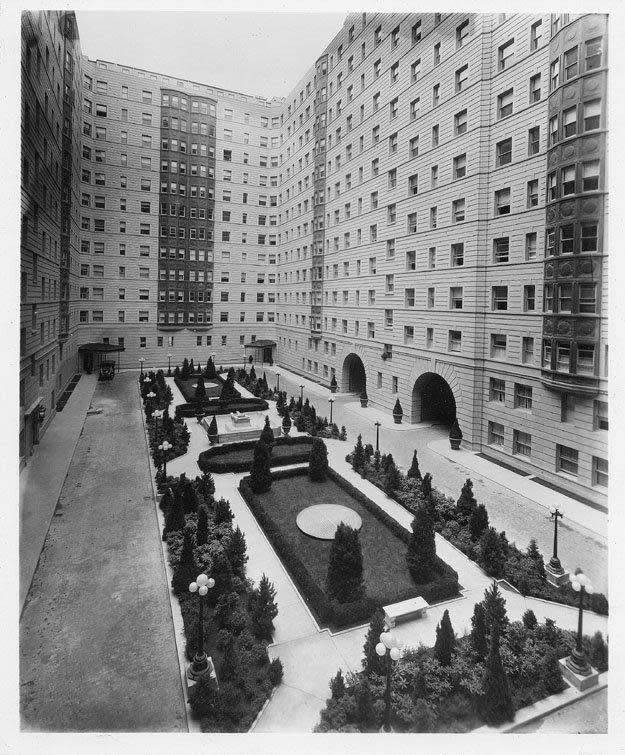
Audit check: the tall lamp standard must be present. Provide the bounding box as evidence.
[242,345,247,372]
[152,408,164,445]
[375,630,402,732]
[139,357,145,376]
[167,353,172,376]
[329,398,335,424]
[187,573,216,680]
[566,571,594,676]
[276,371,281,392]
[549,506,564,573]
[159,439,172,478]
[146,391,156,415]
[299,385,304,405]
[374,421,381,453]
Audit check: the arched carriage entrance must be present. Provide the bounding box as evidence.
[411,372,456,425]
[342,353,367,394]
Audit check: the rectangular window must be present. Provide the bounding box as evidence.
[592,457,608,487]
[494,188,511,215]
[496,138,512,167]
[490,378,505,403]
[497,89,513,119]
[488,421,505,446]
[513,430,532,457]
[556,444,578,476]
[564,46,579,80]
[522,337,534,364]
[577,343,595,374]
[586,37,603,71]
[453,153,466,179]
[583,99,601,131]
[426,328,434,349]
[493,237,509,263]
[450,287,463,309]
[528,126,540,155]
[582,160,600,192]
[527,180,539,208]
[406,251,416,271]
[492,286,508,311]
[449,330,462,352]
[524,285,536,311]
[452,199,465,223]
[491,334,507,359]
[514,383,533,410]
[498,39,514,70]
[451,243,464,266]
[530,73,542,103]
[526,232,537,259]
[455,109,467,135]
[593,400,608,431]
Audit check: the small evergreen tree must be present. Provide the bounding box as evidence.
[406,504,437,583]
[178,473,199,515]
[309,437,329,481]
[159,486,174,513]
[189,358,195,375]
[281,409,292,433]
[250,573,278,641]
[522,609,537,630]
[329,669,346,700]
[172,525,198,593]
[479,623,514,725]
[206,356,216,379]
[174,365,180,378]
[249,440,273,493]
[195,376,206,400]
[339,425,347,441]
[540,649,567,694]
[469,504,489,541]
[207,414,218,438]
[479,527,508,578]
[362,608,387,676]
[163,487,186,539]
[407,450,422,480]
[456,478,478,520]
[353,675,377,732]
[196,504,210,546]
[352,434,367,473]
[326,522,364,603]
[181,357,190,379]
[225,526,248,579]
[421,472,433,502]
[213,497,234,526]
[470,601,489,659]
[384,458,402,494]
[249,365,257,381]
[259,415,275,450]
[434,609,455,667]
[589,631,609,672]
[198,471,215,499]
[482,580,509,637]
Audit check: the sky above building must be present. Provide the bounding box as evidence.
[75,11,346,99]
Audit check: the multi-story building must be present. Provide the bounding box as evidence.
[21,11,608,506]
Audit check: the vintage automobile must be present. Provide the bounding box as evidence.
[99,360,116,381]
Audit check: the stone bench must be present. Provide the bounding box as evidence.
[230,412,251,426]
[383,597,430,628]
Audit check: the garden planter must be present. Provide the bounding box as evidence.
[208,433,219,445]
[330,385,337,394]
[449,437,461,450]
[360,398,368,408]
[282,426,291,436]
[393,413,402,424]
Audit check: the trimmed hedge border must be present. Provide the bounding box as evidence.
[176,398,270,417]
[198,435,313,474]
[238,467,459,630]
[175,374,226,403]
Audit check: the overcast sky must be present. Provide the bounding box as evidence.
[74,12,345,99]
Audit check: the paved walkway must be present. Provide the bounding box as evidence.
[19,373,98,613]
[20,372,187,731]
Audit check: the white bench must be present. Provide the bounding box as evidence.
[230,411,251,426]
[383,597,430,628]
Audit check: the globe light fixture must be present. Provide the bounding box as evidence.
[188,573,216,680]
[375,629,402,731]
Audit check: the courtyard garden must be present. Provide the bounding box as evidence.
[238,453,459,630]
[198,435,314,474]
[315,583,609,733]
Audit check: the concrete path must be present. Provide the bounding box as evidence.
[20,372,187,731]
[19,373,98,613]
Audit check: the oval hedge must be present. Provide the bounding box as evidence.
[198,435,313,474]
[175,398,269,417]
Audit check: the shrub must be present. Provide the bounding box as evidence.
[449,419,463,440]
[407,505,437,583]
[479,527,508,578]
[330,668,346,700]
[351,434,367,473]
[195,376,206,400]
[522,609,537,630]
[589,631,608,671]
[250,573,279,641]
[172,525,197,594]
[470,601,489,660]
[326,523,365,603]
[207,414,218,437]
[339,426,347,441]
[196,504,210,546]
[469,504,489,541]
[163,487,185,539]
[281,409,291,432]
[213,497,234,526]
[434,609,455,667]
[225,526,248,579]
[456,478,477,521]
[479,624,514,725]
[482,581,509,637]
[309,437,329,482]
[268,658,283,686]
[407,450,422,480]
[540,649,567,695]
[393,399,403,417]
[249,441,273,493]
[259,415,275,451]
[362,608,387,677]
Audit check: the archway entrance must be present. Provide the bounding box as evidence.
[342,353,367,394]
[411,372,456,425]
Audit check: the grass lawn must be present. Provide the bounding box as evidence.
[176,377,223,402]
[258,474,418,606]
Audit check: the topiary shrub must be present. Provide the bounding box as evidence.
[249,440,272,493]
[268,658,283,686]
[407,505,437,583]
[326,522,365,604]
[309,437,329,482]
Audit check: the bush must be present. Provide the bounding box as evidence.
[449,419,463,440]
[479,528,508,578]
[309,437,329,482]
[407,450,422,480]
[434,609,455,667]
[479,625,514,725]
[249,441,273,494]
[589,631,608,671]
[522,609,537,631]
[250,573,278,641]
[407,505,437,583]
[268,658,283,686]
[175,398,269,418]
[326,522,365,603]
[259,415,275,450]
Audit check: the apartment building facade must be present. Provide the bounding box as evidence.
[21,11,608,506]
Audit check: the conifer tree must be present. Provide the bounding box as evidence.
[470,601,489,659]
[469,503,489,541]
[329,669,346,700]
[540,649,567,694]
[206,357,216,379]
[259,415,275,450]
[434,609,455,667]
[159,486,174,513]
[407,450,422,480]
[352,433,367,473]
[249,440,273,493]
[172,524,198,593]
[195,375,206,400]
[250,573,278,641]
[281,408,292,434]
[384,458,402,494]
[589,631,609,672]
[339,425,347,441]
[479,623,514,725]
[326,522,364,603]
[225,525,248,579]
[213,497,234,526]
[309,437,329,481]
[362,608,387,676]
[479,528,508,578]
[522,609,537,630]
[407,504,437,583]
[163,486,186,539]
[249,365,257,381]
[421,472,433,503]
[354,675,377,732]
[207,414,218,439]
[189,358,195,375]
[196,504,210,546]
[181,357,190,379]
[482,580,509,637]
[456,478,478,520]
[197,471,215,500]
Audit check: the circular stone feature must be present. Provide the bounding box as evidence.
[296,504,363,540]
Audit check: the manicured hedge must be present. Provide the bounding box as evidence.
[238,468,459,630]
[175,398,269,417]
[175,375,225,402]
[198,435,313,474]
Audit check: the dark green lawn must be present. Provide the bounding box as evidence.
[177,378,223,402]
[217,441,311,465]
[259,474,417,605]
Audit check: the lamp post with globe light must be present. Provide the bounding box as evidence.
[374,421,381,453]
[187,573,215,680]
[159,439,172,477]
[276,371,281,392]
[167,353,172,376]
[566,571,593,676]
[329,398,334,424]
[545,505,569,586]
[375,629,402,732]
[152,408,164,445]
[139,357,145,376]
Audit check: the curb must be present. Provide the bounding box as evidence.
[248,686,277,732]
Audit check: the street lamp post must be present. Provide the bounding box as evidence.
[152,408,164,445]
[566,571,593,676]
[139,357,145,376]
[242,345,246,372]
[375,630,401,732]
[549,506,565,573]
[159,439,172,477]
[299,384,304,405]
[187,573,216,680]
[167,353,172,376]
[329,398,334,424]
[146,390,156,414]
[374,421,381,453]
[276,371,281,392]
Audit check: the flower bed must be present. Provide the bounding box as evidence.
[175,375,226,402]
[198,435,314,474]
[238,467,459,630]
[139,370,189,464]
